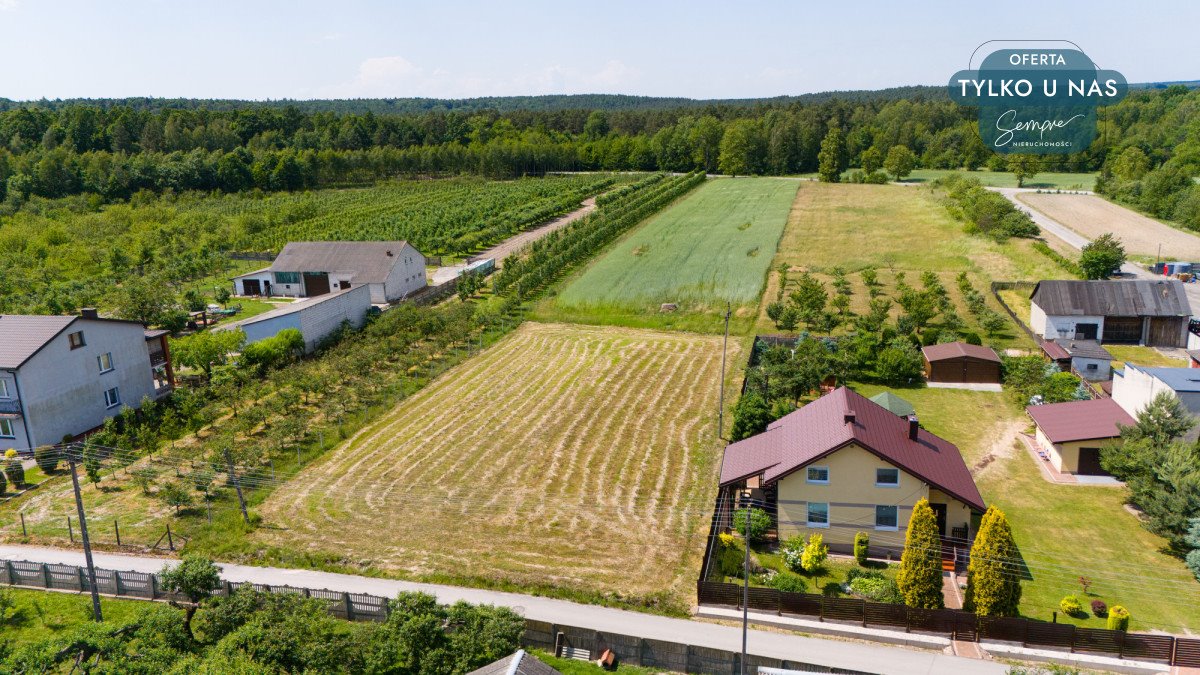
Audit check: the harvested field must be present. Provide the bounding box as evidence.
[1017,193,1200,259]
[256,322,736,603]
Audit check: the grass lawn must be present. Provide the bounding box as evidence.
[1106,344,1189,370]
[544,177,799,332]
[848,383,1200,633]
[529,649,661,674]
[758,182,1073,350]
[0,587,148,646]
[903,169,1096,190]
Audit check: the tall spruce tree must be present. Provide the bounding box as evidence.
[896,498,945,609]
[817,127,846,183]
[963,506,1022,616]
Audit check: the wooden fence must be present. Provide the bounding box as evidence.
[697,580,1197,667]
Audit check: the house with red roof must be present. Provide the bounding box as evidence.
[1025,398,1134,475]
[719,387,986,557]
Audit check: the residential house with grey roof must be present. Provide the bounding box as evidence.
[1029,279,1191,347]
[0,310,173,451]
[1041,338,1114,381]
[232,241,426,304]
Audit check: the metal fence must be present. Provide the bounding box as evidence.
[697,580,1199,667]
[0,559,390,622]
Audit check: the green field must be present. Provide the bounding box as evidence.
[904,169,1096,190]
[552,178,799,324]
[0,587,147,647]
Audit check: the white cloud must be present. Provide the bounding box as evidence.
[316,32,344,43]
[0,0,19,11]
[318,56,639,99]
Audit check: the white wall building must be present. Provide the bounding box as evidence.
[0,311,173,451]
[219,285,372,353]
[232,241,426,304]
[1112,364,1200,419]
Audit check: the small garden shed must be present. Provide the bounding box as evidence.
[922,342,1002,384]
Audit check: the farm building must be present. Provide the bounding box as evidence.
[1041,338,1113,381]
[0,310,174,451]
[869,391,916,417]
[1112,364,1200,439]
[1026,398,1133,475]
[719,387,985,557]
[922,342,1002,384]
[232,241,426,304]
[218,285,372,353]
[1028,279,1191,347]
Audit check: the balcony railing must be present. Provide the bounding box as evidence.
[0,399,22,415]
[149,352,168,367]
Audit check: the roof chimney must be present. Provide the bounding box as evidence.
[80,308,98,320]
[843,409,856,425]
[907,414,919,441]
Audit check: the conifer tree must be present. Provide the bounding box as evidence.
[963,506,1022,616]
[896,498,944,608]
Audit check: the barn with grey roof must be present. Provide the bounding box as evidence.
[1029,279,1191,347]
[232,241,426,304]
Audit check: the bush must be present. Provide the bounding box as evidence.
[33,446,59,474]
[732,507,771,543]
[854,532,869,566]
[4,450,25,489]
[849,576,904,604]
[801,533,829,573]
[768,573,808,594]
[961,331,982,346]
[1090,599,1107,617]
[716,533,746,578]
[1107,605,1130,631]
[1059,594,1083,617]
[780,536,805,574]
[846,567,884,584]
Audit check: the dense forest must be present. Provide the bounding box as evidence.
[0,84,1195,226]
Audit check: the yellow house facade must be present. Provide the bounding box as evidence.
[1026,398,1133,476]
[721,387,986,557]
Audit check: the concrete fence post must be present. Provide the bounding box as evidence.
[343,592,354,621]
[149,574,158,600]
[78,567,86,592]
[42,562,51,589]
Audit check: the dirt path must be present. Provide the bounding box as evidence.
[485,197,596,264]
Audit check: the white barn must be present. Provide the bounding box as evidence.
[233,241,426,304]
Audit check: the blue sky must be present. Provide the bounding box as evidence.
[0,0,1197,101]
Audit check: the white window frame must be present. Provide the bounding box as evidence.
[0,418,14,438]
[875,505,899,531]
[875,467,900,488]
[97,352,114,374]
[0,379,9,398]
[806,466,829,485]
[807,502,830,528]
[103,386,121,409]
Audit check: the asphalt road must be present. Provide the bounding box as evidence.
[0,545,1005,675]
[993,187,1200,316]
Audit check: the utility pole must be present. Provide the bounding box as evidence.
[224,449,250,525]
[741,491,751,675]
[68,457,103,622]
[718,303,732,439]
